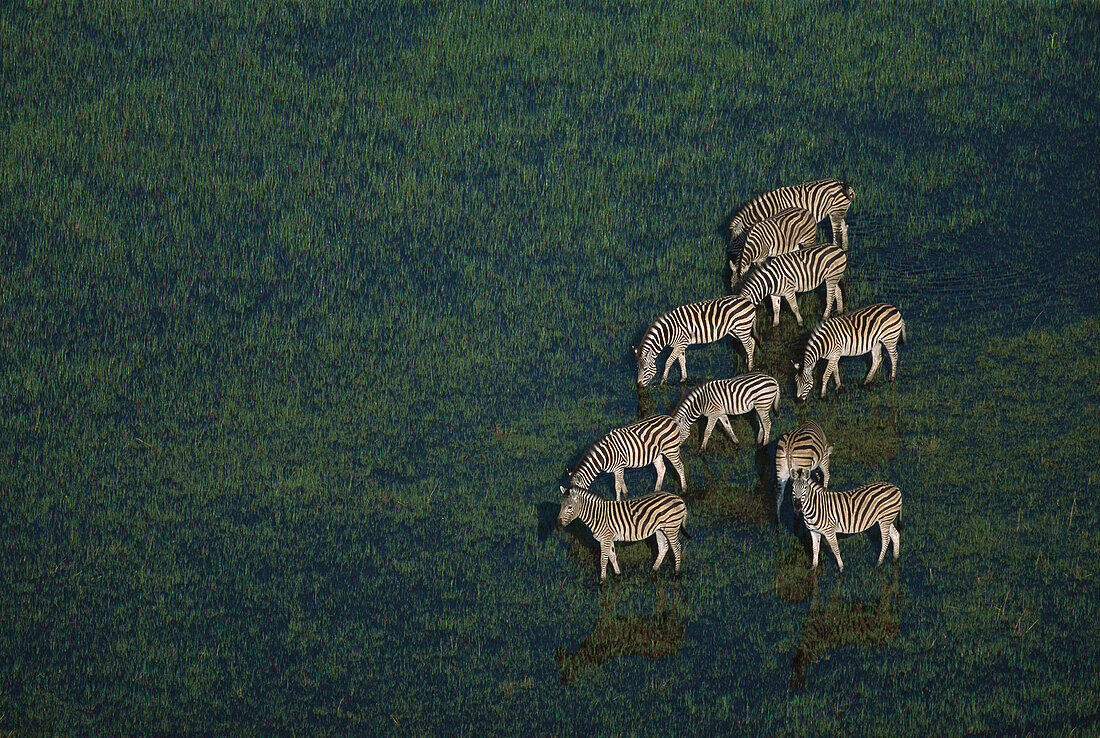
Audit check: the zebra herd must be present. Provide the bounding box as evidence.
[556,178,907,584]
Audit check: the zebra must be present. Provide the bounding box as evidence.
[789,468,902,572]
[730,207,818,283]
[569,414,687,501]
[671,372,780,450]
[635,295,758,387]
[735,244,848,327]
[557,485,688,584]
[793,303,907,400]
[729,178,856,252]
[775,419,833,517]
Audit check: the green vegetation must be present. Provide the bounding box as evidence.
[1,0,1097,734]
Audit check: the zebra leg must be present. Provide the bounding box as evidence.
[660,347,681,384]
[700,415,719,450]
[652,456,666,493]
[770,295,782,327]
[784,290,803,326]
[676,349,689,383]
[889,523,900,562]
[755,405,771,446]
[824,529,844,572]
[877,521,892,566]
[668,529,683,574]
[865,344,883,385]
[820,453,831,489]
[718,414,739,445]
[666,447,688,494]
[740,330,756,371]
[599,543,610,584]
[822,281,837,319]
[607,542,621,576]
[810,531,822,569]
[885,337,900,381]
[613,468,627,501]
[775,468,789,518]
[831,213,848,251]
[652,530,669,572]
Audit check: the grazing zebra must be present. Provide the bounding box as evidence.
[790,468,902,572]
[775,419,833,517]
[635,295,758,386]
[735,244,848,327]
[557,485,688,584]
[730,207,818,283]
[671,372,780,450]
[793,303,907,400]
[729,178,855,252]
[570,414,687,501]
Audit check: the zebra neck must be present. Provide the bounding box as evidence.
[575,490,609,527]
[570,461,600,491]
[799,484,828,524]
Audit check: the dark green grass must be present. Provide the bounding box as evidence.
[2,0,1099,734]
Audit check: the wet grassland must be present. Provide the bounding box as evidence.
[1,1,1098,734]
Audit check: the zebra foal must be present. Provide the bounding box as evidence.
[635,295,758,387]
[790,469,902,572]
[794,303,906,400]
[569,414,687,501]
[671,372,780,450]
[774,419,833,516]
[730,207,818,283]
[729,178,855,252]
[735,244,848,327]
[557,485,688,584]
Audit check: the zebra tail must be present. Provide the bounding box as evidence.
[772,390,780,412]
[680,524,692,540]
[900,318,907,345]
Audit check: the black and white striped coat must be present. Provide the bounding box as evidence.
[775,419,833,516]
[735,244,848,327]
[557,485,688,584]
[569,414,686,501]
[794,303,907,400]
[790,469,902,572]
[729,178,855,251]
[635,295,757,386]
[671,372,780,450]
[731,207,818,282]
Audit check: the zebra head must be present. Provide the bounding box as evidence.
[735,242,760,282]
[792,360,814,401]
[557,485,582,528]
[728,215,745,242]
[635,346,657,387]
[790,468,812,511]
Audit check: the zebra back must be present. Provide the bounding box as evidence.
[570,414,681,490]
[672,372,779,430]
[776,419,831,480]
[804,302,904,362]
[560,486,688,543]
[730,179,855,239]
[636,295,757,382]
[791,473,902,536]
[734,207,818,279]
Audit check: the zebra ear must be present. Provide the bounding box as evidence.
[792,361,800,371]
[559,485,568,496]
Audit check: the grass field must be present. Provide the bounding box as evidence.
[2,1,1098,734]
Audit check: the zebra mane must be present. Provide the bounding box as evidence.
[803,320,828,363]
[637,313,667,358]
[568,484,605,505]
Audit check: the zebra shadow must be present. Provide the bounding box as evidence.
[537,500,562,543]
[788,566,900,689]
[555,579,685,684]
